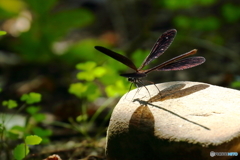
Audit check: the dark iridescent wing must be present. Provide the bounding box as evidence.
[142,49,205,74]
[95,46,138,71]
[157,56,205,71]
[138,29,177,70]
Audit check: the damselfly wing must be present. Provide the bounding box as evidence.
[95,29,205,86]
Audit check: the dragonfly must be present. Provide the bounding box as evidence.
[95,29,205,87]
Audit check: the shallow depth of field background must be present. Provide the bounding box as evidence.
[0,0,240,159]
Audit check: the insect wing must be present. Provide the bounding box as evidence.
[142,49,199,74]
[138,29,177,70]
[157,56,205,71]
[95,46,138,71]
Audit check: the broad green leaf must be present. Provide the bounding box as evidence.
[105,80,128,97]
[76,61,96,70]
[93,66,106,77]
[26,106,40,115]
[69,83,88,97]
[98,65,123,85]
[21,92,41,104]
[77,71,95,81]
[9,125,24,134]
[84,83,100,101]
[76,114,88,122]
[32,127,51,144]
[8,126,25,139]
[2,99,18,109]
[13,143,29,160]
[32,113,45,122]
[76,62,106,81]
[32,127,52,137]
[25,135,42,145]
[41,137,50,144]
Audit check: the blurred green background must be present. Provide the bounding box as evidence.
[0,0,240,158]
[1,0,240,105]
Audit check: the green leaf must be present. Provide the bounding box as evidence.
[25,135,42,145]
[76,62,97,81]
[13,143,29,160]
[32,127,52,137]
[31,128,51,144]
[93,66,106,78]
[8,126,25,139]
[26,106,40,115]
[76,62,107,81]
[84,83,100,101]
[105,80,128,97]
[32,113,45,122]
[69,82,100,100]
[76,114,88,122]
[21,92,42,104]
[0,31,6,36]
[77,71,95,81]
[76,61,96,70]
[41,137,50,144]
[69,83,88,97]
[2,99,18,109]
